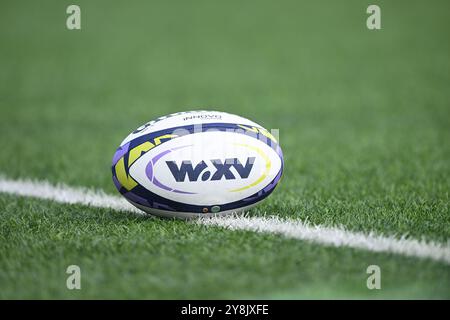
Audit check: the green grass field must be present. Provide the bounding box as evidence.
[0,0,449,299]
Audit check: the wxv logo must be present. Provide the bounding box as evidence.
[166,157,255,182]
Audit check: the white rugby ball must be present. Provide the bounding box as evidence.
[112,110,283,218]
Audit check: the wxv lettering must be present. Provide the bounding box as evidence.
[167,157,255,182]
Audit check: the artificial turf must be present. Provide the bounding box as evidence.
[0,0,449,298]
[1,194,450,299]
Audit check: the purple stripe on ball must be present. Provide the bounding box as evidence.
[153,177,172,191]
[263,169,282,193]
[152,149,171,164]
[112,142,131,166]
[112,175,122,191]
[172,189,196,194]
[123,191,149,206]
[145,161,154,181]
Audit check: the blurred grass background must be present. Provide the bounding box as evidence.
[0,0,450,299]
[0,1,449,239]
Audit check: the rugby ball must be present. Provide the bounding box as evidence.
[112,110,283,218]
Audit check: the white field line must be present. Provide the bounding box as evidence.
[1,176,449,265]
[0,176,142,215]
[198,216,450,265]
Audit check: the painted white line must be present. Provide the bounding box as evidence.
[199,216,450,265]
[0,176,142,215]
[1,176,449,265]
